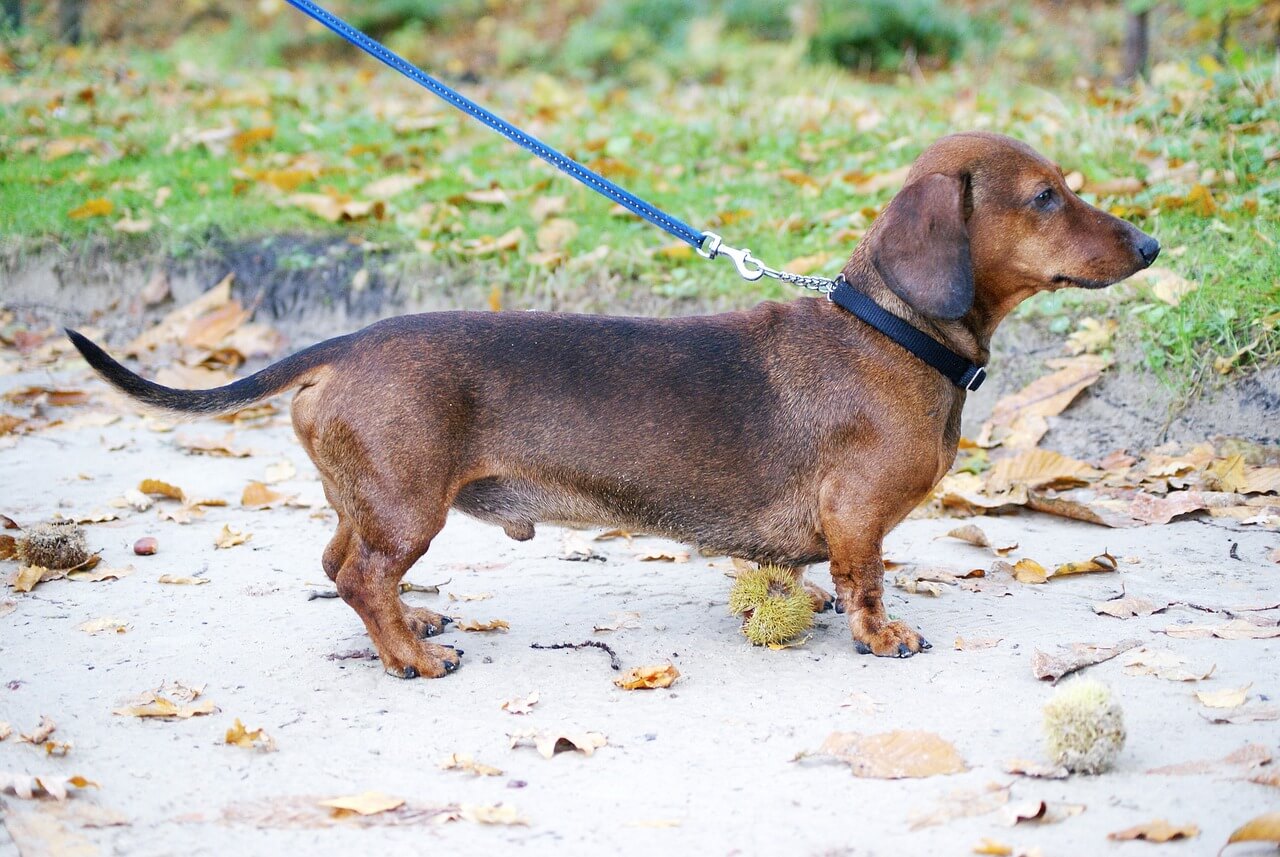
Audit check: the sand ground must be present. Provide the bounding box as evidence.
[1,359,1278,857]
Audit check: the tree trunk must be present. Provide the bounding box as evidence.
[1,0,21,31]
[58,0,85,44]
[1122,9,1150,82]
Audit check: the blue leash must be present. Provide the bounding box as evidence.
[278,0,986,389]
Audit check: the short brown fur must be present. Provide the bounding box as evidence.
[70,133,1158,677]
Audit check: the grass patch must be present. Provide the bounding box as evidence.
[0,12,1276,383]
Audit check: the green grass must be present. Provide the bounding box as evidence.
[0,21,1277,381]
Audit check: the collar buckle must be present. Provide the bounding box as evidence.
[964,366,987,392]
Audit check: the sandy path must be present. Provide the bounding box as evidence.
[1,361,1278,857]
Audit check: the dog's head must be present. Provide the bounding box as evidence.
[858,131,1158,325]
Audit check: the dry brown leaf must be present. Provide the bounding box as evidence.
[894,573,945,597]
[285,193,385,223]
[635,549,690,562]
[614,663,680,690]
[318,791,404,817]
[18,716,56,745]
[439,753,503,777]
[0,773,97,800]
[1196,684,1250,708]
[954,637,1002,651]
[1241,466,1280,495]
[1134,267,1196,306]
[1163,618,1280,640]
[1225,813,1280,849]
[817,730,966,778]
[1249,770,1280,788]
[1130,490,1208,524]
[987,449,1098,494]
[113,693,215,719]
[1003,799,1085,826]
[67,565,133,583]
[9,564,61,593]
[1052,552,1117,577]
[500,692,539,715]
[446,592,492,603]
[176,432,251,458]
[459,227,524,257]
[1123,647,1215,682]
[224,718,276,751]
[1002,759,1069,779]
[157,574,209,586]
[362,174,424,200]
[456,618,509,632]
[940,524,1017,555]
[1093,594,1171,619]
[1032,639,1142,682]
[508,729,607,759]
[979,355,1109,446]
[215,524,252,549]
[1148,743,1271,776]
[1025,487,1141,528]
[76,617,129,635]
[1108,820,1198,842]
[242,481,285,509]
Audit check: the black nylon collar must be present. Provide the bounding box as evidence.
[828,276,986,391]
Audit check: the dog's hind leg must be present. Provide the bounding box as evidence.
[331,505,461,679]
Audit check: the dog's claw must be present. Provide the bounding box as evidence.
[402,665,419,679]
[441,615,453,626]
[920,637,932,650]
[854,641,872,655]
[834,600,846,614]
[896,643,911,657]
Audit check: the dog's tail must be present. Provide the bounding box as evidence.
[65,329,343,417]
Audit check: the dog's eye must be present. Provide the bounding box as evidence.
[1032,188,1056,209]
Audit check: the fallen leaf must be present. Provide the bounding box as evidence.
[1149,743,1271,776]
[1224,812,1280,850]
[113,692,215,719]
[1012,558,1048,584]
[176,432,251,458]
[67,565,133,583]
[1093,594,1171,619]
[816,730,966,778]
[318,791,404,817]
[907,782,1010,830]
[439,753,503,777]
[1032,639,1142,682]
[1134,267,1197,306]
[76,617,129,635]
[9,564,60,593]
[19,716,56,745]
[1003,799,1085,826]
[941,524,1017,555]
[1065,317,1117,355]
[987,448,1099,493]
[508,729,607,759]
[972,839,1014,856]
[614,663,680,690]
[242,481,285,509]
[1003,759,1069,779]
[635,549,690,562]
[894,573,945,597]
[284,193,385,223]
[1200,705,1280,724]
[1053,552,1117,577]
[224,718,276,751]
[456,618,509,632]
[1123,647,1215,682]
[1196,684,1250,709]
[446,592,492,603]
[593,611,641,632]
[215,524,252,549]
[500,692,539,715]
[1131,490,1209,524]
[263,460,296,484]
[1163,618,1280,640]
[1108,819,1198,842]
[979,355,1109,447]
[0,773,97,800]
[67,198,113,220]
[157,574,209,586]
[362,174,424,199]
[954,637,1001,651]
[560,533,605,562]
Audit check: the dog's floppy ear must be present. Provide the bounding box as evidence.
[866,173,973,320]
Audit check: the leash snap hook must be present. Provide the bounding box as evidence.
[699,232,765,281]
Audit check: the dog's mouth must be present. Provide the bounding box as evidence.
[1052,274,1116,290]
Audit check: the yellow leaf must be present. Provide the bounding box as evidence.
[1196,684,1250,708]
[362,173,424,200]
[1134,267,1197,307]
[224,718,275,751]
[215,525,252,549]
[10,565,52,593]
[230,126,275,154]
[1108,819,1199,842]
[457,618,509,632]
[979,355,1109,446]
[158,574,209,586]
[986,449,1097,494]
[439,753,503,776]
[780,251,832,276]
[971,839,1013,855]
[487,284,503,312]
[1012,558,1048,584]
[459,227,524,257]
[139,478,186,502]
[67,198,114,220]
[76,617,129,634]
[1226,812,1280,848]
[241,481,284,509]
[1051,551,1117,577]
[614,663,680,690]
[318,791,404,817]
[817,730,966,778]
[113,693,215,718]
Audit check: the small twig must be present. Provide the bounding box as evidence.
[400,578,449,594]
[307,589,339,601]
[531,640,621,671]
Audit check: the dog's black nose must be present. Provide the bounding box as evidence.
[1137,235,1160,267]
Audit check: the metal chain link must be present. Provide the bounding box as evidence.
[697,231,839,294]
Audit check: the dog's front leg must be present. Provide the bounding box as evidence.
[819,476,931,658]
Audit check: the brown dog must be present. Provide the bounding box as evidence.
[68,132,1157,678]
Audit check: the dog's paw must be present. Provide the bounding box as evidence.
[850,618,930,658]
[383,642,463,679]
[403,606,451,638]
[802,580,836,613]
